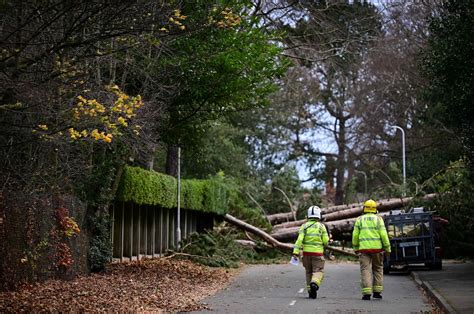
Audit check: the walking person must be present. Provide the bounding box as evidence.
[352,199,391,300]
[292,206,329,299]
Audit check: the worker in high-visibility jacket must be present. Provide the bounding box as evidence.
[293,206,329,299]
[352,199,391,300]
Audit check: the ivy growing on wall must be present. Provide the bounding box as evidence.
[116,166,229,215]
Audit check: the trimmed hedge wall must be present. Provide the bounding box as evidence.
[116,166,229,215]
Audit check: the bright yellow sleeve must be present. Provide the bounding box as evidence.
[378,216,391,252]
[352,218,360,251]
[321,223,329,247]
[293,224,306,255]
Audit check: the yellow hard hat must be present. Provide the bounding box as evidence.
[363,199,377,213]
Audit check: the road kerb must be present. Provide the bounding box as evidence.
[410,271,457,314]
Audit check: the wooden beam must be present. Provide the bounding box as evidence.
[164,209,169,252]
[152,206,156,258]
[137,205,141,260]
[130,204,134,260]
[144,206,148,256]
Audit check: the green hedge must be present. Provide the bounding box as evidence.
[116,166,229,215]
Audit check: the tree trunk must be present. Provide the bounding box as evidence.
[165,144,179,177]
[335,118,346,205]
[224,214,293,251]
[147,144,156,171]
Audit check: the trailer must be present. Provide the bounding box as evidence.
[383,207,446,274]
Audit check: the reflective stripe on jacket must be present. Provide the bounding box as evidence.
[352,213,391,253]
[293,219,329,256]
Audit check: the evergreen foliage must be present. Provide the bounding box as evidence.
[88,214,113,272]
[424,159,474,258]
[422,0,474,167]
[178,230,286,268]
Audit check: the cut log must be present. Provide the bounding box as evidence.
[267,194,437,225]
[272,213,393,242]
[266,212,296,225]
[272,194,438,231]
[271,226,299,242]
[323,194,437,222]
[272,219,305,231]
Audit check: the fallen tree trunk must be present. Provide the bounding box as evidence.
[266,212,296,225]
[267,201,379,225]
[224,214,293,251]
[223,214,357,257]
[323,194,437,222]
[272,194,438,231]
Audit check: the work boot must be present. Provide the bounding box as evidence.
[309,282,319,299]
[362,294,371,300]
[373,292,382,299]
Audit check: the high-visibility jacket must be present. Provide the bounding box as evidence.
[293,219,329,256]
[352,213,391,253]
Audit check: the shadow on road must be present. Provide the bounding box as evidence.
[387,264,443,276]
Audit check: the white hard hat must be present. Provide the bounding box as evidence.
[307,206,321,219]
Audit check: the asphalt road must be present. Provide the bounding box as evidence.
[194,262,435,313]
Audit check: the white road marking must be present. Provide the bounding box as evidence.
[289,300,296,306]
[298,288,304,293]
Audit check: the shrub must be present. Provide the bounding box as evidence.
[88,213,112,272]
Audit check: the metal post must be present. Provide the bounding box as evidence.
[176,146,181,249]
[392,125,406,196]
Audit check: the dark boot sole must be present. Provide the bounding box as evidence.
[309,283,318,299]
